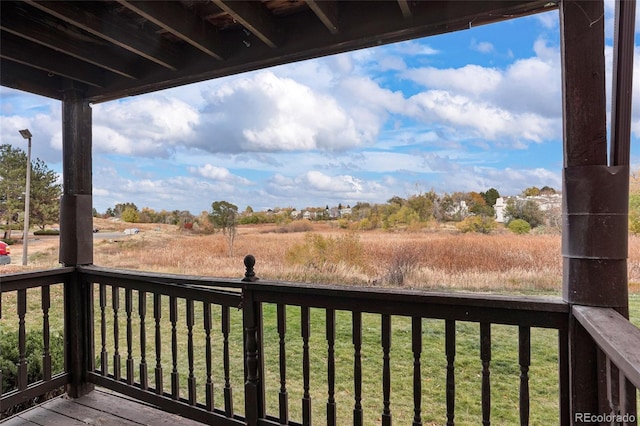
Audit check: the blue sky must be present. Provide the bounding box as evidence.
[1,3,639,215]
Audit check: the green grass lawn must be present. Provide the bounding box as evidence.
[2,287,639,425]
[258,306,562,425]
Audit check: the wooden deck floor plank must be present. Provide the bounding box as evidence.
[0,416,39,426]
[1,388,207,426]
[75,390,205,425]
[18,403,87,426]
[43,396,142,425]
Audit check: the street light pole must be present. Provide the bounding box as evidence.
[19,129,32,266]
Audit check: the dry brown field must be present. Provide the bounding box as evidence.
[3,218,639,295]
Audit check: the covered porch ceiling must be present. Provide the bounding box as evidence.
[1,0,557,104]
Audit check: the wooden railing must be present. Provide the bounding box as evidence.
[77,260,571,426]
[0,268,74,413]
[239,277,571,426]
[573,306,639,425]
[6,258,640,425]
[79,266,246,425]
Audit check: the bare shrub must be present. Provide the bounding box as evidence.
[274,220,314,234]
[285,232,365,272]
[383,245,421,286]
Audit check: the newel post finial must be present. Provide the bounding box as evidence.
[242,254,259,282]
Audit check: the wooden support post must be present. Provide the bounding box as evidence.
[59,88,93,266]
[243,283,265,426]
[560,1,631,423]
[60,86,94,397]
[65,271,94,397]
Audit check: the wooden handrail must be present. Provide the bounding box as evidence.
[242,280,569,329]
[573,305,640,389]
[1,267,74,291]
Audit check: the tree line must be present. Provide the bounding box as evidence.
[3,142,639,244]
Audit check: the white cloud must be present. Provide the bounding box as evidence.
[264,170,383,204]
[392,40,440,56]
[194,164,230,180]
[191,164,252,185]
[470,39,495,54]
[0,111,63,164]
[378,56,407,71]
[398,38,562,146]
[340,76,406,113]
[402,64,502,96]
[535,10,559,30]
[93,96,199,157]
[194,72,367,153]
[92,169,242,213]
[407,90,556,143]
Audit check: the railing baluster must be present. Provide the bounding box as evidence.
[204,302,214,411]
[412,317,422,426]
[17,289,27,390]
[446,320,455,426]
[302,306,312,426]
[243,290,262,426]
[558,330,570,426]
[187,299,196,405]
[353,311,363,426]
[326,308,336,426]
[381,314,392,426]
[277,303,288,424]
[620,374,637,424]
[125,288,134,385]
[519,326,530,426]
[139,290,148,390]
[606,358,620,419]
[223,305,234,417]
[100,284,108,375]
[154,293,163,394]
[112,286,121,381]
[42,285,51,381]
[170,296,179,400]
[480,322,491,426]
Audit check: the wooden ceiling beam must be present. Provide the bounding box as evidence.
[1,0,555,103]
[0,60,79,100]
[116,0,225,60]
[305,1,339,34]
[397,0,413,18]
[0,3,141,80]
[25,0,181,71]
[0,33,105,88]
[211,0,281,48]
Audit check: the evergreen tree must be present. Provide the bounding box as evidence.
[0,144,62,238]
[30,158,62,230]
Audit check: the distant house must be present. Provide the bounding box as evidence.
[494,195,561,223]
[527,194,562,212]
[495,197,507,223]
[446,200,468,220]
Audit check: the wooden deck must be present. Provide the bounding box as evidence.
[1,388,206,426]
